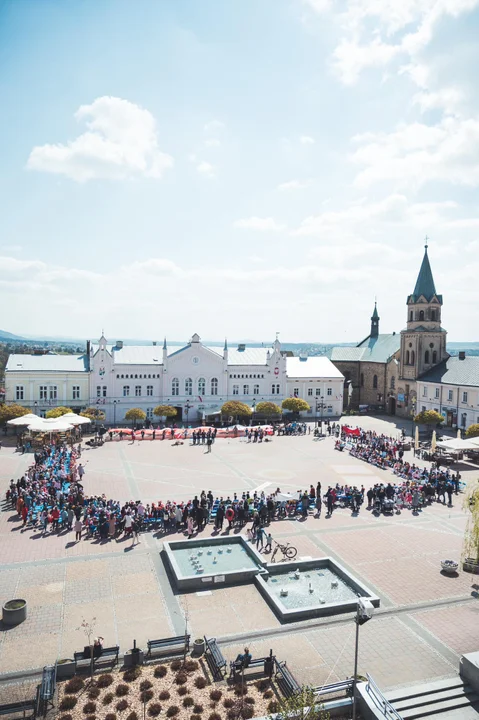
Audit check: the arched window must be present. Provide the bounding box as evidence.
[425,350,429,364]
[198,378,206,396]
[409,311,413,322]
[373,375,378,389]
[431,309,436,321]
[233,384,239,395]
[419,310,425,321]
[411,350,415,364]
[360,373,364,387]
[390,376,395,389]
[406,351,410,365]
[253,384,259,395]
[211,377,218,395]
[172,378,179,396]
[243,384,249,395]
[185,378,192,395]
[432,350,437,364]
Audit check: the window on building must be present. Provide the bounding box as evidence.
[15,386,24,401]
[411,350,415,364]
[243,384,249,395]
[390,376,395,389]
[423,386,427,397]
[315,388,321,396]
[96,385,102,398]
[448,390,453,402]
[308,388,313,396]
[185,378,193,395]
[253,384,259,395]
[272,384,280,394]
[116,375,119,379]
[293,388,299,397]
[49,386,58,400]
[135,385,141,397]
[422,405,426,412]
[172,378,179,396]
[198,378,206,396]
[463,391,468,403]
[462,413,467,427]
[233,384,239,395]
[135,374,138,379]
[147,385,153,396]
[123,386,130,397]
[373,375,378,389]
[435,388,440,399]
[360,373,364,386]
[409,311,413,321]
[327,387,332,396]
[146,408,153,420]
[425,350,430,364]
[405,351,410,365]
[419,310,425,321]
[432,351,437,363]
[211,378,218,395]
[431,309,436,321]
[39,385,47,400]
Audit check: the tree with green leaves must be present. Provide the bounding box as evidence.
[125,407,146,426]
[282,397,310,414]
[255,401,282,416]
[45,406,72,419]
[414,410,444,426]
[0,403,30,424]
[221,401,253,422]
[463,480,479,569]
[153,405,177,418]
[270,685,330,720]
[466,424,479,439]
[80,407,106,422]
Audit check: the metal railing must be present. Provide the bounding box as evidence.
[365,674,403,719]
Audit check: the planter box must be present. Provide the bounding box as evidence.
[2,599,27,625]
[463,558,479,575]
[56,660,75,679]
[124,649,144,667]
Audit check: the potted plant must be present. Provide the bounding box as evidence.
[463,483,479,575]
[193,637,205,655]
[441,559,458,574]
[56,658,75,679]
[2,599,27,625]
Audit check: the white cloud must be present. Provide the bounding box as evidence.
[204,119,225,133]
[351,117,479,188]
[300,135,315,144]
[277,179,311,190]
[234,217,285,231]
[204,138,221,147]
[196,161,216,178]
[27,96,174,183]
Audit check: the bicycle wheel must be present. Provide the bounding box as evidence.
[285,546,297,559]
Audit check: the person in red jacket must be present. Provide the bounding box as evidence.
[51,506,60,532]
[225,506,235,529]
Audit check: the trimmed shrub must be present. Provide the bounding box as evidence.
[59,715,73,720]
[263,690,273,699]
[97,674,114,688]
[193,704,204,714]
[60,697,77,711]
[123,667,142,682]
[177,686,188,696]
[255,678,270,692]
[126,713,139,720]
[223,698,235,709]
[234,685,248,696]
[175,672,187,685]
[65,677,84,694]
[85,716,96,720]
[148,704,162,718]
[83,701,97,714]
[88,687,101,700]
[191,716,202,720]
[166,706,180,717]
[245,696,255,705]
[103,693,114,705]
[154,665,167,678]
[184,659,199,672]
[140,680,153,691]
[194,676,207,689]
[208,714,222,720]
[268,700,279,713]
[170,659,182,671]
[159,690,170,701]
[182,696,194,707]
[105,715,117,720]
[210,689,222,702]
[116,684,129,697]
[115,698,129,712]
[140,690,154,703]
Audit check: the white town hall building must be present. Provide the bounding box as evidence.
[5,333,344,424]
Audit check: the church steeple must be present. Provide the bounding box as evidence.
[412,243,437,302]
[370,302,379,338]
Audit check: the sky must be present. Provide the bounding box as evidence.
[1,0,479,343]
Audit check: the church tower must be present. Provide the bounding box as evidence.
[370,302,379,338]
[400,243,447,382]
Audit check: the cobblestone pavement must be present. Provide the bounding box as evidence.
[0,415,477,694]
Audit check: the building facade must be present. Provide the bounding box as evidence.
[416,354,479,429]
[5,334,343,423]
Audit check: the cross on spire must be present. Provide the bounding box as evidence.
[424,235,429,250]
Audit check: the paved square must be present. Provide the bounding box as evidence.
[0,414,478,696]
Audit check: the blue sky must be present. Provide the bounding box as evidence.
[1,0,478,342]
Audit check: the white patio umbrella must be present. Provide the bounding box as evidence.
[414,425,419,451]
[431,430,437,452]
[28,419,74,433]
[60,412,91,425]
[457,428,462,439]
[7,413,41,426]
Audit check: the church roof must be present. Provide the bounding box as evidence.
[410,247,438,302]
[329,333,400,365]
[419,356,479,387]
[371,302,379,319]
[286,356,344,379]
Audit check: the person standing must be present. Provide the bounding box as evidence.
[74,517,82,542]
[256,525,266,551]
[206,435,213,453]
[264,532,273,553]
[187,514,194,539]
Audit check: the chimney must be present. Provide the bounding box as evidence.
[153,341,157,346]
[86,340,91,356]
[238,343,245,351]
[116,340,123,349]
[458,351,466,360]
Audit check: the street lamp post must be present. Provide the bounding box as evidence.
[184,400,192,426]
[410,396,417,450]
[113,400,119,425]
[352,598,375,720]
[251,399,256,426]
[317,396,325,436]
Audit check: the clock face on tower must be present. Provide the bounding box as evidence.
[192,356,200,365]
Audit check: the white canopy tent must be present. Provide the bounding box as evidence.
[27,419,74,433]
[7,413,41,426]
[436,438,479,452]
[61,412,91,426]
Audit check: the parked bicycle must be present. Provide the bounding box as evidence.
[270,540,298,562]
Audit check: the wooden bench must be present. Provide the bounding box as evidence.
[312,679,354,697]
[275,659,301,696]
[204,636,227,680]
[74,645,119,672]
[0,700,36,718]
[230,652,275,681]
[146,635,190,659]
